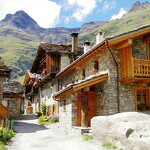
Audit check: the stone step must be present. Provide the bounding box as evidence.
[72,126,91,135]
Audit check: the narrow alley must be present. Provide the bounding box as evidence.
[7,115,104,150]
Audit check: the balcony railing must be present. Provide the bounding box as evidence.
[0,103,9,119]
[133,58,150,78]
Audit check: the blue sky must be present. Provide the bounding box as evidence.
[0,0,150,28]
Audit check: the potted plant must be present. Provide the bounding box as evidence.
[137,103,147,111]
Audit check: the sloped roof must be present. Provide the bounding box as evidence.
[3,81,24,94]
[40,43,72,53]
[56,24,150,78]
[30,43,83,73]
[23,70,35,85]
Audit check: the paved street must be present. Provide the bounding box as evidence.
[7,115,104,150]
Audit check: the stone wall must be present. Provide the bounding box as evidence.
[41,79,59,115]
[94,46,137,115]
[4,98,21,119]
[60,54,70,71]
[59,93,77,133]
[58,36,150,132]
[33,93,39,113]
[100,37,149,115]
[132,37,147,59]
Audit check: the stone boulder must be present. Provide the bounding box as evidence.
[91,112,150,150]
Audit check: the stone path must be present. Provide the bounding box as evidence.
[7,115,104,150]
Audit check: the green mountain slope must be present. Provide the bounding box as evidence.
[0,29,39,80]
[79,7,150,45]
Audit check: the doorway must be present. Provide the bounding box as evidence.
[77,86,97,127]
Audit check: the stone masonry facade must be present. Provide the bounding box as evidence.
[58,35,150,132]
[4,98,21,119]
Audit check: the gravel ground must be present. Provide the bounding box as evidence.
[6,115,104,150]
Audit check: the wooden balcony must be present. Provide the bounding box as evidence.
[0,103,9,119]
[121,58,150,84]
[133,58,150,78]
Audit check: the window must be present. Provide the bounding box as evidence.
[135,89,149,111]
[92,60,99,73]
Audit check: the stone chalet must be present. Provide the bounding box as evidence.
[53,25,150,134]
[3,81,24,119]
[23,35,83,116]
[0,57,11,120]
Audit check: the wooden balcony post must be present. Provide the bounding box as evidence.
[131,57,134,78]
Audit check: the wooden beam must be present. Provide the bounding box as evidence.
[116,39,132,50]
[121,78,150,84]
[73,75,108,91]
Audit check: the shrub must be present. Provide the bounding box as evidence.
[0,141,7,150]
[41,102,47,115]
[49,116,59,123]
[38,115,48,125]
[38,115,59,126]
[0,128,15,144]
[36,111,42,117]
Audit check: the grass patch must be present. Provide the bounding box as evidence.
[102,142,117,149]
[0,127,16,150]
[0,128,16,144]
[0,141,7,150]
[38,115,59,126]
[82,134,93,141]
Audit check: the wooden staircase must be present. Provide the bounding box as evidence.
[0,102,9,121]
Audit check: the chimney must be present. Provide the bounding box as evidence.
[96,30,105,44]
[84,41,90,54]
[71,33,79,52]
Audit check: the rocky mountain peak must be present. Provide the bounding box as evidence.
[0,10,40,30]
[129,1,150,12]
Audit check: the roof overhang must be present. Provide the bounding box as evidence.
[53,74,108,100]
[56,24,150,78]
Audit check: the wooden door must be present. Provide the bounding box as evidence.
[77,94,81,126]
[76,90,97,127]
[88,91,97,126]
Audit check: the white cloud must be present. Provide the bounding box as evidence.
[111,8,127,20]
[103,0,116,11]
[66,0,97,22]
[0,0,61,28]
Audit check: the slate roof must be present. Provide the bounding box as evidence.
[3,81,24,94]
